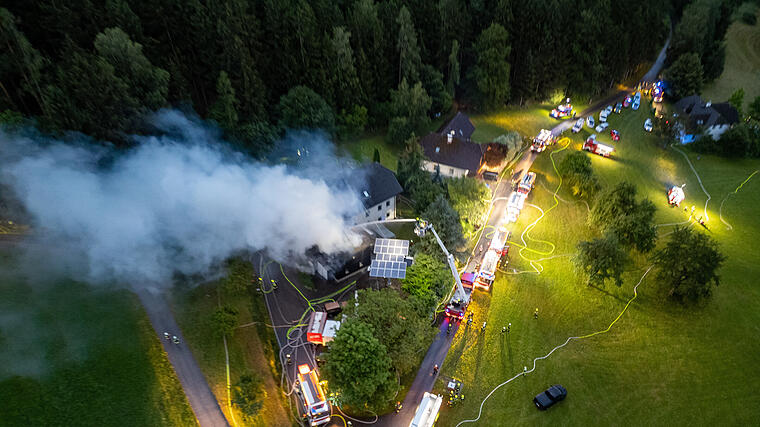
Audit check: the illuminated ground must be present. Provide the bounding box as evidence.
[438,106,760,425]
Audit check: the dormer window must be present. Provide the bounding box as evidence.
[363,190,369,198]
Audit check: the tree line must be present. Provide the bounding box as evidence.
[2,0,672,152]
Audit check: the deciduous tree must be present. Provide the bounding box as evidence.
[665,52,704,99]
[589,181,657,253]
[652,226,725,302]
[559,151,601,198]
[323,319,396,411]
[277,86,334,133]
[447,177,490,238]
[574,232,629,287]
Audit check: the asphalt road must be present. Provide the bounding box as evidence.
[138,289,229,427]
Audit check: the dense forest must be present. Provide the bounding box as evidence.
[0,0,718,153]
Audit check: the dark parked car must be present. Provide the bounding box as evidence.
[483,171,499,181]
[533,385,567,410]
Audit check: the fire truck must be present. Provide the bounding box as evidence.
[517,172,537,194]
[297,364,331,426]
[668,185,685,206]
[582,135,614,157]
[409,392,443,427]
[550,99,574,119]
[531,129,555,153]
[474,227,510,291]
[416,219,471,320]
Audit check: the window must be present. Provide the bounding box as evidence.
[386,200,390,207]
[386,211,391,218]
[378,217,382,221]
[450,168,455,175]
[377,205,381,211]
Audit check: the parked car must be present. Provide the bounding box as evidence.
[610,129,620,141]
[623,95,632,108]
[605,105,613,115]
[483,171,499,181]
[571,118,584,133]
[614,102,622,113]
[632,98,640,110]
[599,110,608,123]
[586,115,595,129]
[533,385,567,410]
[644,118,653,132]
[595,122,609,133]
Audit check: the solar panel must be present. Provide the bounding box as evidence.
[369,259,407,279]
[370,238,409,279]
[373,238,409,256]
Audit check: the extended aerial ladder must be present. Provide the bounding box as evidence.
[414,219,470,319]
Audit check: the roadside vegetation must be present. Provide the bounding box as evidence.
[171,258,289,426]
[0,251,196,427]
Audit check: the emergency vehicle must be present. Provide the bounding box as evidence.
[306,311,341,346]
[474,227,510,290]
[550,99,574,118]
[531,129,555,153]
[297,364,331,426]
[583,135,614,157]
[506,191,527,223]
[668,185,685,206]
[652,81,664,103]
[409,392,443,427]
[517,172,536,194]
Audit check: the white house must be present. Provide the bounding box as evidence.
[419,112,484,178]
[353,163,403,224]
[674,95,739,142]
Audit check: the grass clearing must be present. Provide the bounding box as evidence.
[0,253,196,427]
[702,9,760,109]
[336,134,400,172]
[470,106,557,142]
[171,278,290,427]
[439,106,760,425]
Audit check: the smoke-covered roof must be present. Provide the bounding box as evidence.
[353,163,403,209]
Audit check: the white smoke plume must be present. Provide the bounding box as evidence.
[0,110,365,286]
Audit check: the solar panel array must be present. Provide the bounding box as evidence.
[373,238,409,256]
[370,238,410,279]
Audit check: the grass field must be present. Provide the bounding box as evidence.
[337,134,400,172]
[171,278,290,427]
[438,105,760,425]
[0,251,196,426]
[702,9,760,110]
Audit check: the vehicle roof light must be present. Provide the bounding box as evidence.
[298,364,311,375]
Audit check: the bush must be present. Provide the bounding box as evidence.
[736,2,758,25]
[232,373,265,420]
[558,151,601,198]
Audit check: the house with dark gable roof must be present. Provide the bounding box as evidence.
[419,112,484,178]
[674,95,739,141]
[440,111,476,141]
[352,162,403,224]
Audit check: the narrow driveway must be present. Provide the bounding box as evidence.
[138,290,229,427]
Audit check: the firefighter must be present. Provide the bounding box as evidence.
[508,323,511,333]
[523,366,528,376]
[270,279,278,290]
[163,332,170,340]
[501,326,506,334]
[286,353,292,365]
[395,401,403,413]
[534,308,539,319]
[433,364,439,375]
[481,321,487,332]
[447,323,452,335]
[467,317,473,327]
